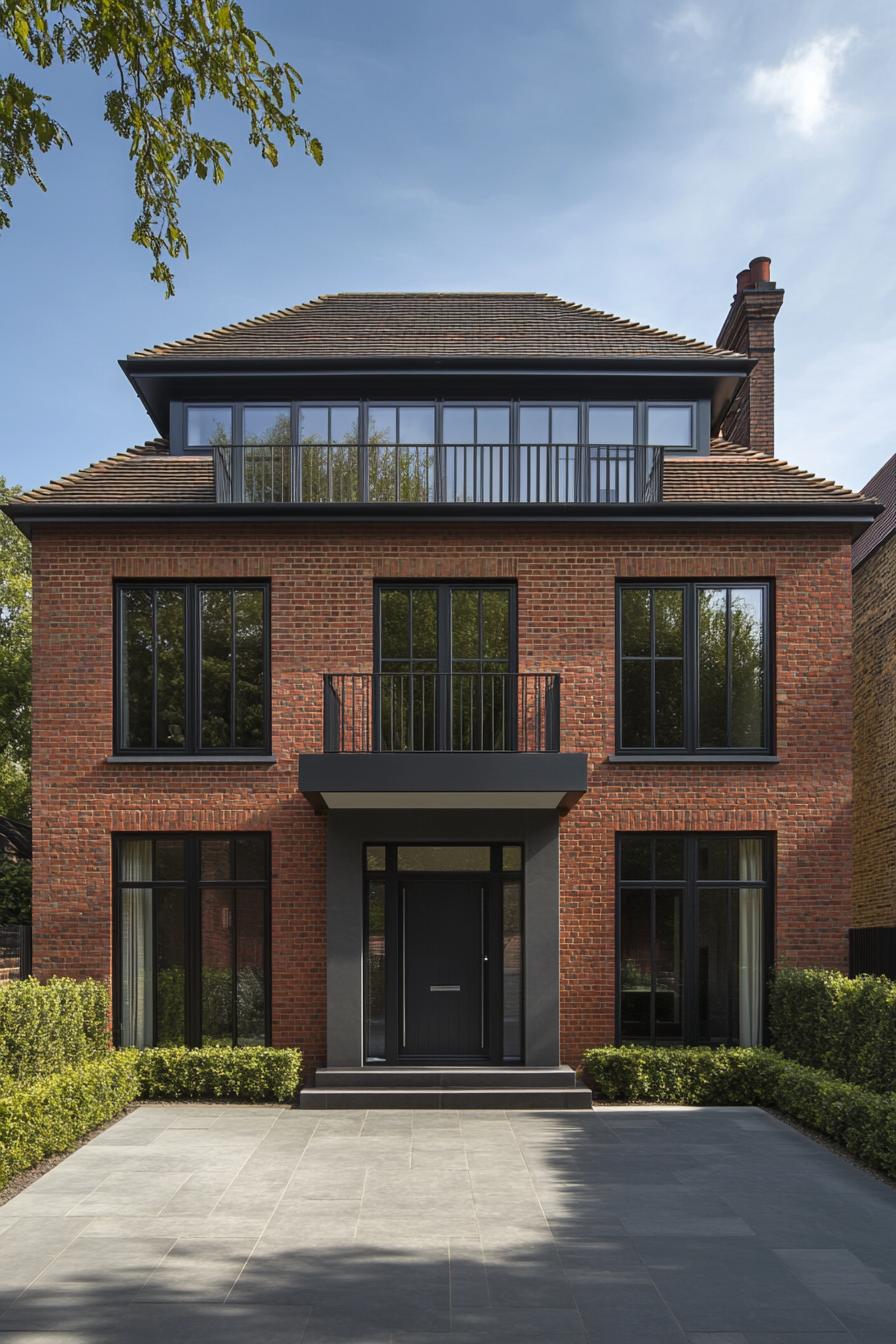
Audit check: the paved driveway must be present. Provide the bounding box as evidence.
[0,1104,895,1342]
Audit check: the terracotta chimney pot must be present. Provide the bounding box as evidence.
[749,256,771,285]
[736,269,752,295]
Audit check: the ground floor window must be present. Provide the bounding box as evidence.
[363,841,523,1064]
[617,833,772,1046]
[114,834,270,1048]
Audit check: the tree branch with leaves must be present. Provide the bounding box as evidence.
[1,1,322,295]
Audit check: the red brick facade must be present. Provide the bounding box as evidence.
[31,520,855,1070]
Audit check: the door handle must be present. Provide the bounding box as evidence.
[430,984,460,992]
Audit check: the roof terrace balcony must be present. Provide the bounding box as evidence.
[213,441,663,506]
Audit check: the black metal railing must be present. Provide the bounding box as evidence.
[322,672,561,753]
[214,443,663,505]
[0,925,32,981]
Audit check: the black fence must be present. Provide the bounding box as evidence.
[323,672,561,753]
[849,927,896,979]
[0,925,32,981]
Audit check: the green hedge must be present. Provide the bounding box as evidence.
[769,967,896,1094]
[0,1053,140,1187]
[582,1045,896,1181]
[582,1045,766,1105]
[0,978,109,1088]
[132,1045,302,1103]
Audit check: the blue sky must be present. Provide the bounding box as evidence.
[2,0,895,491]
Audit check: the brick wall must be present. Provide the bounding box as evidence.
[853,536,896,925]
[31,521,855,1068]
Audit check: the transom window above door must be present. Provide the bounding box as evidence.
[376,583,515,751]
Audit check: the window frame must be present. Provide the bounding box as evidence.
[615,579,774,758]
[112,832,272,1048]
[615,832,775,1046]
[114,580,271,757]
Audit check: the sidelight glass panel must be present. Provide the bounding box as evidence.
[366,880,386,1061]
[502,845,522,872]
[397,845,491,872]
[620,889,651,1039]
[155,887,186,1045]
[201,888,234,1045]
[201,589,233,749]
[236,887,265,1045]
[503,879,523,1061]
[122,589,153,748]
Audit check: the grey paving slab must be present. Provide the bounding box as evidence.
[2,1102,896,1340]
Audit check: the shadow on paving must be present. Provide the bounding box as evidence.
[0,1103,894,1342]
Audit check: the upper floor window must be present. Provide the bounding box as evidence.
[616,582,771,755]
[187,406,232,448]
[115,582,269,755]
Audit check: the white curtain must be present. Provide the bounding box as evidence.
[737,839,763,1046]
[119,840,153,1048]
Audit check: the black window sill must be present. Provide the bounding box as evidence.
[607,753,779,764]
[106,754,276,765]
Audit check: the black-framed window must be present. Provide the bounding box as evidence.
[617,832,772,1046]
[617,581,771,755]
[115,582,270,755]
[375,582,516,751]
[114,834,271,1048]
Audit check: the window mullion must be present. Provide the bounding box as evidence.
[150,590,158,751]
[649,590,657,750]
[230,589,237,751]
[688,585,698,753]
[726,587,734,750]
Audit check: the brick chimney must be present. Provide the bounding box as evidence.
[716,256,784,455]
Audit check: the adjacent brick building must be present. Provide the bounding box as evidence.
[853,451,896,928]
[6,263,879,1104]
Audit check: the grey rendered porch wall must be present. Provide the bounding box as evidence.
[325,809,560,1067]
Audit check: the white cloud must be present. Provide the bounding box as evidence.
[749,31,857,139]
[655,4,713,41]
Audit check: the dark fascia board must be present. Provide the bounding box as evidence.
[121,355,755,376]
[298,750,588,805]
[3,498,883,540]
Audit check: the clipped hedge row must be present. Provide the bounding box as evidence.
[0,978,109,1087]
[132,1045,302,1103]
[0,1053,140,1187]
[582,1046,896,1181]
[769,967,896,1094]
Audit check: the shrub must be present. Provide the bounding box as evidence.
[582,1045,896,1182]
[0,1053,139,1187]
[582,1045,766,1105]
[133,1045,302,1103]
[0,978,109,1088]
[769,967,896,1093]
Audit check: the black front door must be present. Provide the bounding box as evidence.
[401,877,486,1058]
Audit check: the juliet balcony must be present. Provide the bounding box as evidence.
[298,672,587,815]
[213,441,662,505]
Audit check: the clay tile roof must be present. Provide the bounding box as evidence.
[853,452,896,567]
[127,292,746,363]
[8,436,872,509]
[663,439,869,504]
[11,440,216,505]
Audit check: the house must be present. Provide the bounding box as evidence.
[4,260,879,1106]
[853,451,896,964]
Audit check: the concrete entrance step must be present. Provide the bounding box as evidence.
[299,1084,593,1111]
[313,1065,580,1090]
